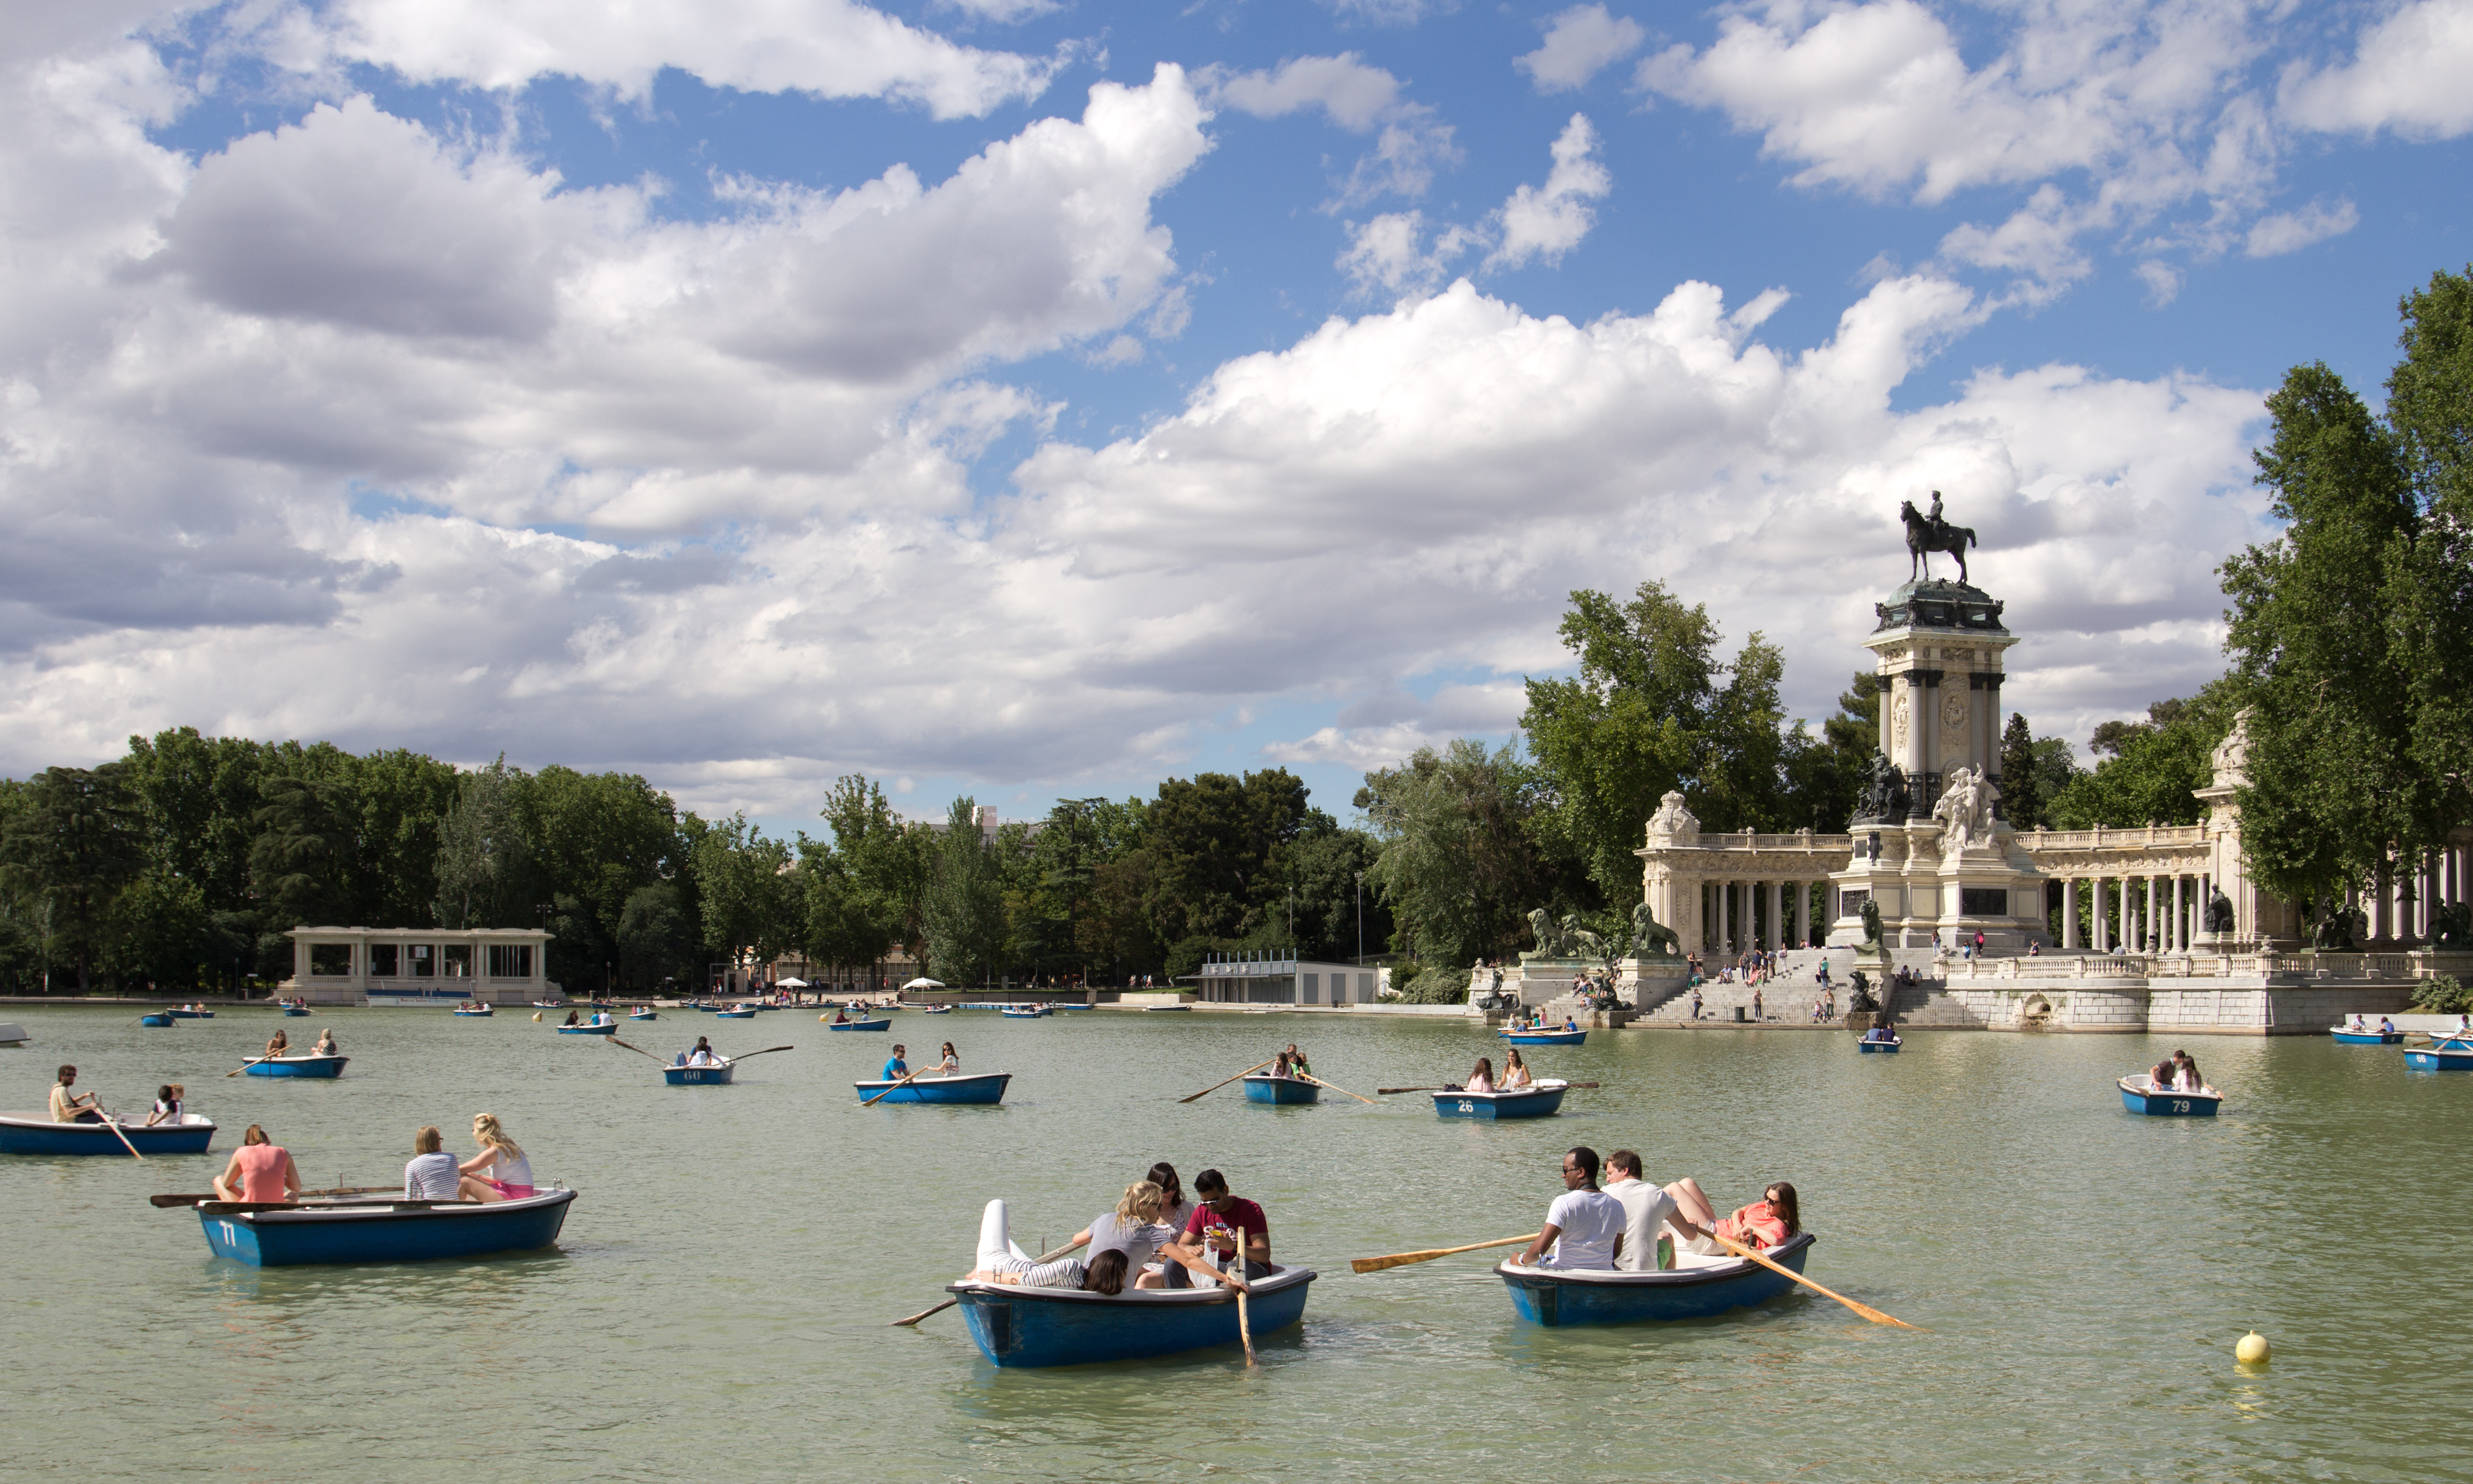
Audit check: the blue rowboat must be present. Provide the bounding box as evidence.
[195,1188,577,1266]
[1243,1074,1320,1106]
[664,1062,736,1085]
[951,1263,1315,1367]
[453,1006,494,1017]
[1496,1234,1816,1326]
[557,1022,618,1035]
[1502,1029,1586,1046]
[629,1010,657,1021]
[247,1053,349,1078]
[827,1018,891,1032]
[2404,1042,2473,1071]
[0,1112,217,1156]
[2118,1074,2219,1116]
[1857,1036,1903,1053]
[854,1071,1011,1104]
[2329,1027,2402,1044]
[1432,1079,1567,1120]
[166,1008,214,1019]
[139,1013,175,1027]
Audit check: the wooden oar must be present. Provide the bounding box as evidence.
[98,1114,144,1160]
[1298,1072,1378,1106]
[891,1239,1088,1326]
[1179,1058,1277,1103]
[152,1186,393,1209]
[1710,1233,1920,1329]
[1352,1233,1541,1273]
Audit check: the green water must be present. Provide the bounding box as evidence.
[4,1005,2469,1482]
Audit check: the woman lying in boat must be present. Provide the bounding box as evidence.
[966,1197,1247,1293]
[1500,1049,1535,1091]
[458,1113,534,1201]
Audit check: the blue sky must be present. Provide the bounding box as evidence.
[3,0,2468,840]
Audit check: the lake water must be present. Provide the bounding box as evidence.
[5,1004,2469,1483]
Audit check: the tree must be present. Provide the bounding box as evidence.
[2220,359,2430,911]
[433,758,535,929]
[921,797,1007,985]
[0,765,145,992]
[1359,740,1565,967]
[1521,581,1789,900]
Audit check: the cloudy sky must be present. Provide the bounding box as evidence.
[3,0,2467,833]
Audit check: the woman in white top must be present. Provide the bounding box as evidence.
[460,1113,535,1201]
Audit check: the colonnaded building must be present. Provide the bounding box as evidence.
[1497,497,2472,1034]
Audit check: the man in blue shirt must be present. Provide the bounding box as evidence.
[881,1044,909,1081]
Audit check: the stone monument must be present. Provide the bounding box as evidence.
[1829,494,2049,952]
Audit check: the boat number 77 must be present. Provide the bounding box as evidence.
[2171,1100,2189,1113]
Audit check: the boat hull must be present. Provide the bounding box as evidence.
[953,1265,1314,1367]
[826,1019,891,1032]
[1432,1081,1567,1120]
[1242,1075,1320,1105]
[2118,1076,2219,1115]
[854,1072,1011,1104]
[197,1188,576,1266]
[663,1063,737,1085]
[246,1055,349,1078]
[1502,1030,1586,1046]
[2404,1046,2473,1071]
[1857,1038,1902,1053]
[1497,1235,1814,1326]
[2329,1029,2402,1044]
[0,1113,217,1156]
[555,1023,618,1035]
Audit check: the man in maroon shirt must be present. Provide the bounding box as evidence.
[1162,1168,1267,1289]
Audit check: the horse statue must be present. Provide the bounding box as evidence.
[1899,496,1976,585]
[1628,900,1683,958]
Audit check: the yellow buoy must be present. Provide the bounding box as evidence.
[2234,1331,2271,1364]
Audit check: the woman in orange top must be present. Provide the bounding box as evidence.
[1714,1181,1800,1250]
[212,1125,301,1204]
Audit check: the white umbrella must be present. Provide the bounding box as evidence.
[902,977,945,990]
[775,977,808,988]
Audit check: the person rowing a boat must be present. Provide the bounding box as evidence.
[1161,1168,1270,1289]
[214,1125,300,1203]
[882,1045,910,1082]
[1508,1146,1624,1270]
[49,1065,104,1123]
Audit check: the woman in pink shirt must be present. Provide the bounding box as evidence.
[212,1125,300,1203]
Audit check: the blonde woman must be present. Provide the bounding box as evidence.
[459,1113,534,1201]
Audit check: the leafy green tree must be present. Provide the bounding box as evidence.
[922,797,1007,985]
[433,758,536,929]
[1359,740,1565,967]
[2047,686,2239,829]
[2220,359,2430,910]
[1521,581,1791,899]
[0,765,146,992]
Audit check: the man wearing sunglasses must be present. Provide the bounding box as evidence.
[1507,1146,1624,1270]
[1160,1168,1267,1290]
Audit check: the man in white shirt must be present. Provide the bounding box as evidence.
[1509,1146,1625,1270]
[1605,1149,1710,1271]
